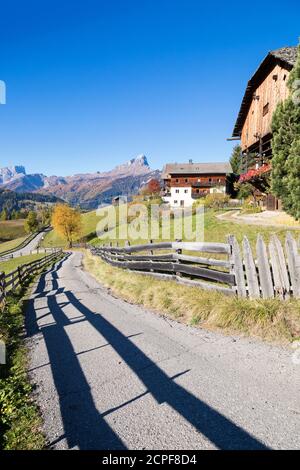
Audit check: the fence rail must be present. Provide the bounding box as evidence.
[0,249,63,307]
[91,232,300,299]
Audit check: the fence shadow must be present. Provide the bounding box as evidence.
[63,290,268,450]
[26,289,127,449]
[26,255,268,450]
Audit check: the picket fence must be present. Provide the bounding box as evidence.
[91,233,300,299]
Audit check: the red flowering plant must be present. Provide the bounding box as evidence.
[239,164,271,184]
[235,163,271,205]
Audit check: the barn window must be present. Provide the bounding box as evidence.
[263,103,269,116]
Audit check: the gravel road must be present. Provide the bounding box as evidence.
[25,252,300,450]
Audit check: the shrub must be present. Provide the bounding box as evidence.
[203,193,230,209]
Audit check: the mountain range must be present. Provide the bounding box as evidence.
[0,155,161,209]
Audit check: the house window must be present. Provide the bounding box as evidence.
[174,200,178,204]
[283,74,287,81]
[175,189,179,193]
[196,189,199,193]
[185,178,188,183]
[209,178,212,182]
[184,189,188,193]
[263,103,269,116]
[197,178,201,182]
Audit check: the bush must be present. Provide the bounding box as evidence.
[203,193,230,209]
[241,201,262,214]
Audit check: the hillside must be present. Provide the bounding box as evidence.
[0,220,27,243]
[0,188,62,213]
[0,156,161,209]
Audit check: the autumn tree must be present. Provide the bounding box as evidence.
[52,204,82,247]
[141,178,161,197]
[24,211,39,233]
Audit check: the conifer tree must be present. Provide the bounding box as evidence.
[271,42,300,218]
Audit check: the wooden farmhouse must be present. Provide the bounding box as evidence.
[232,46,297,209]
[162,161,232,208]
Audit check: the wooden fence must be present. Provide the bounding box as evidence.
[0,249,63,307]
[91,232,300,299]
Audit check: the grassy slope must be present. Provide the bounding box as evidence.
[0,253,46,274]
[0,236,28,253]
[84,250,300,344]
[42,207,300,249]
[0,220,26,243]
[41,210,103,247]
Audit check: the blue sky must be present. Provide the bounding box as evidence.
[0,0,299,176]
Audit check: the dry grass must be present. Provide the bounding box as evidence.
[83,250,300,345]
[0,220,27,243]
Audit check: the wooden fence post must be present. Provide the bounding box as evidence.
[228,235,246,297]
[256,235,274,299]
[285,232,300,298]
[243,236,260,299]
[18,266,22,287]
[0,272,6,305]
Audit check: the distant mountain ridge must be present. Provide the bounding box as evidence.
[0,187,63,213]
[0,155,161,209]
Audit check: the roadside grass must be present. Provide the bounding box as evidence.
[0,253,47,274]
[0,289,45,449]
[0,220,27,243]
[0,236,28,254]
[83,250,300,344]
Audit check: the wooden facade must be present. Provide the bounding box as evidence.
[232,47,297,160]
[168,174,227,196]
[241,63,291,152]
[161,162,232,207]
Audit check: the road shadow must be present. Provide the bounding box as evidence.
[26,255,269,450]
[25,256,126,450]
[63,290,268,450]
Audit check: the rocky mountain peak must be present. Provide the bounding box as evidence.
[0,165,26,184]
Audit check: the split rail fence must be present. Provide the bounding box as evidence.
[0,249,63,307]
[91,232,300,300]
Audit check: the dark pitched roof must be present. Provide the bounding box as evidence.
[232,46,298,138]
[162,162,232,178]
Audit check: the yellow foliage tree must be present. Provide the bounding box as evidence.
[51,204,82,247]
